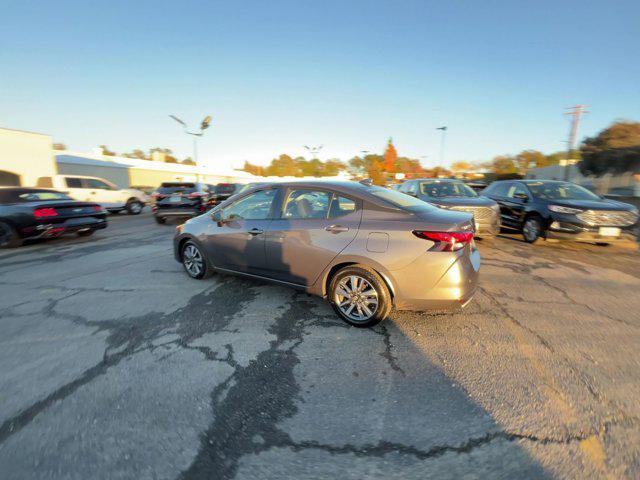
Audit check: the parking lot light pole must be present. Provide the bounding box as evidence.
[436,126,447,168]
[304,145,323,160]
[169,115,212,180]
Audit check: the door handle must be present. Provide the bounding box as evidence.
[248,228,264,236]
[325,224,349,233]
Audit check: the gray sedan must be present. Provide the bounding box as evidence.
[174,181,481,327]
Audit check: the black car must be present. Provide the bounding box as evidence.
[482,180,639,244]
[399,178,501,237]
[0,187,108,248]
[152,182,213,224]
[209,183,238,206]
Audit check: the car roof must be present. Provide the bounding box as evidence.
[410,178,461,183]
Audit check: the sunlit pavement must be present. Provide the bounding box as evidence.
[1,212,639,479]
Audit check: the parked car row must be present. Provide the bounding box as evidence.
[391,178,639,245]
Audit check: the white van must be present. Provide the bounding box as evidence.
[36,175,148,214]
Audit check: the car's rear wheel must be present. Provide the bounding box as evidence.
[126,200,143,215]
[181,241,212,279]
[329,265,391,327]
[154,216,166,224]
[522,215,543,243]
[0,221,22,248]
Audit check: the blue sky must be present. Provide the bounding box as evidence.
[1,0,639,170]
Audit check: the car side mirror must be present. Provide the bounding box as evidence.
[211,209,226,226]
[513,193,529,202]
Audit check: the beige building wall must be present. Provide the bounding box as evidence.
[0,127,56,186]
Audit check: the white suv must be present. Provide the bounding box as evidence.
[36,175,148,214]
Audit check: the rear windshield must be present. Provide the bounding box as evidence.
[368,186,437,212]
[158,183,197,194]
[0,190,72,203]
[215,184,236,194]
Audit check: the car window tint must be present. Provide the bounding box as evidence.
[224,189,276,220]
[486,182,509,197]
[85,179,112,190]
[329,195,357,218]
[282,189,332,219]
[507,183,527,198]
[65,177,83,188]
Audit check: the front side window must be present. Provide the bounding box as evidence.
[527,182,600,201]
[65,177,83,188]
[223,189,276,221]
[507,183,529,199]
[282,189,332,219]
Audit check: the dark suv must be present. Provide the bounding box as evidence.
[152,182,213,224]
[399,178,501,237]
[483,180,639,244]
[208,183,238,207]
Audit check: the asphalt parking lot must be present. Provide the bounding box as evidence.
[1,211,639,479]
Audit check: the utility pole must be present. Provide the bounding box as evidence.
[436,126,447,168]
[563,105,588,181]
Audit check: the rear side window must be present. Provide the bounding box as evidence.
[36,177,53,187]
[84,178,113,190]
[329,195,357,218]
[283,189,332,219]
[65,177,83,188]
[158,183,197,194]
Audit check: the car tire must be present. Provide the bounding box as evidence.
[181,240,212,279]
[126,200,143,215]
[522,214,543,244]
[0,221,22,248]
[329,265,392,328]
[77,229,95,237]
[154,216,166,224]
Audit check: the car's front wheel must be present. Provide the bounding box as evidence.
[181,241,212,279]
[522,215,543,243]
[329,265,392,327]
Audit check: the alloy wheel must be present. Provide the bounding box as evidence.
[523,218,540,242]
[183,244,204,277]
[130,202,142,214]
[334,275,379,323]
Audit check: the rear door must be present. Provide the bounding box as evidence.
[82,178,122,208]
[264,188,361,286]
[205,188,279,275]
[62,176,88,202]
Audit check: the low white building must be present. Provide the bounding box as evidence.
[0,127,57,186]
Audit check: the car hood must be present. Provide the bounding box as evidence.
[548,198,636,211]
[426,196,497,207]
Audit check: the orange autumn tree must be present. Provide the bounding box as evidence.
[383,137,398,172]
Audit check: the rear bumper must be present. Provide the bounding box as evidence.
[21,217,108,239]
[391,246,481,311]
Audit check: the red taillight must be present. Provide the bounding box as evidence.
[188,192,205,199]
[412,231,474,252]
[92,205,105,213]
[33,207,58,218]
[152,193,165,200]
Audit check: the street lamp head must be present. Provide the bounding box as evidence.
[201,115,212,131]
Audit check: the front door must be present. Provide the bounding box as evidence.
[82,178,121,208]
[205,188,278,275]
[265,188,361,286]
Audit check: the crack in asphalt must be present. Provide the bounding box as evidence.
[0,279,257,446]
[372,323,406,376]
